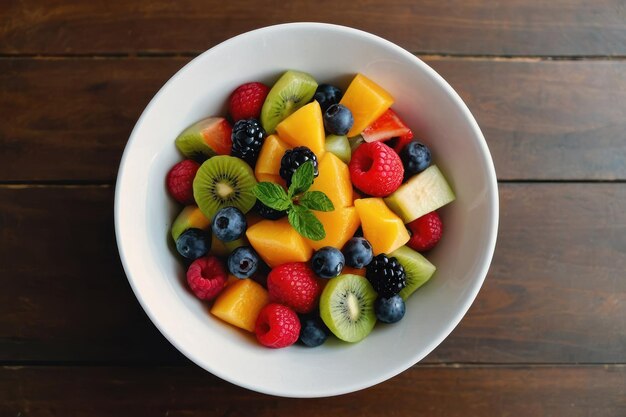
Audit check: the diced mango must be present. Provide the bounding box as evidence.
[305,206,361,251]
[255,134,290,180]
[354,198,409,255]
[246,218,313,267]
[339,74,394,137]
[210,279,270,332]
[275,101,325,159]
[255,172,286,187]
[308,152,353,208]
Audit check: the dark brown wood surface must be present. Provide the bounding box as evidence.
[1,0,626,56]
[2,58,625,182]
[2,184,625,364]
[1,0,625,414]
[2,365,625,416]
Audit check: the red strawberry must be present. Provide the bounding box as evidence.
[186,256,227,300]
[349,141,404,197]
[166,159,200,204]
[255,303,301,348]
[391,131,414,154]
[267,263,321,314]
[228,82,270,122]
[407,211,443,252]
[361,108,412,143]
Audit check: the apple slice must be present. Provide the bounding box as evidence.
[175,117,232,160]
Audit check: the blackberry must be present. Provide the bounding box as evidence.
[231,119,265,166]
[279,146,319,186]
[253,199,287,220]
[366,254,406,297]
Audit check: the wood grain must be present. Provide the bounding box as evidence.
[1,0,625,56]
[1,184,624,364]
[1,365,625,415]
[1,58,625,182]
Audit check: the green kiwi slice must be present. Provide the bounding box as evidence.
[390,246,437,300]
[192,155,257,220]
[320,274,377,343]
[260,70,318,134]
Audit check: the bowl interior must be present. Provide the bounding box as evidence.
[115,23,498,398]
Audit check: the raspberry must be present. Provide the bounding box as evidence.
[228,82,270,122]
[267,262,321,314]
[255,303,301,348]
[349,142,403,197]
[186,256,227,300]
[407,211,443,252]
[166,159,200,204]
[366,254,406,298]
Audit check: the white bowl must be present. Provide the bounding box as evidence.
[115,22,498,398]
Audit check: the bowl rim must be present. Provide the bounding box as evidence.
[114,21,499,397]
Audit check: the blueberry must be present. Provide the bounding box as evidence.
[400,141,431,180]
[299,315,330,347]
[313,84,342,113]
[176,228,211,260]
[227,246,259,278]
[374,295,406,323]
[342,237,373,268]
[323,104,354,135]
[311,247,345,279]
[212,206,246,242]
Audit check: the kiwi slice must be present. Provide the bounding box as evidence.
[260,70,318,134]
[320,274,377,343]
[390,246,437,300]
[193,155,257,220]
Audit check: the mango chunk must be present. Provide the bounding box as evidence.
[354,198,409,255]
[305,206,361,251]
[211,279,270,332]
[246,218,313,267]
[339,74,394,137]
[275,101,326,159]
[308,152,353,208]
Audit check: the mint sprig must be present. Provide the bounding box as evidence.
[252,161,334,241]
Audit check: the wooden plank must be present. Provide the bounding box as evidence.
[1,365,625,415]
[429,59,626,181]
[1,0,626,56]
[1,58,625,182]
[1,184,625,363]
[0,185,184,364]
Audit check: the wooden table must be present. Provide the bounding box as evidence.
[1,1,625,415]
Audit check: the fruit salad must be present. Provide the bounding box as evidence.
[166,70,455,348]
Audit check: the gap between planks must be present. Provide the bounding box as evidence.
[1,53,626,62]
[1,362,624,369]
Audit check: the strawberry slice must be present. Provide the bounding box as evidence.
[361,109,412,143]
[391,131,414,154]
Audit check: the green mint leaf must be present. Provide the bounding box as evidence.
[298,191,335,212]
[288,205,326,241]
[288,161,315,198]
[253,182,291,211]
